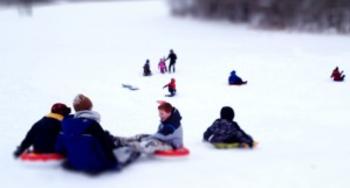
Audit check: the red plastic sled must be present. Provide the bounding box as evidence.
[154,147,190,157]
[20,152,64,161]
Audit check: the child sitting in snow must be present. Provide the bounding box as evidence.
[143,59,152,76]
[228,70,247,85]
[14,103,71,158]
[116,102,183,155]
[56,94,140,174]
[163,78,176,97]
[158,57,167,73]
[331,66,345,81]
[203,106,254,148]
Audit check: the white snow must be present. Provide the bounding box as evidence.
[1,1,350,187]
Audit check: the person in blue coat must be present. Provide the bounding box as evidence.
[203,106,254,148]
[228,70,247,85]
[56,94,140,174]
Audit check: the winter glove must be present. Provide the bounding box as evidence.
[13,147,24,158]
[135,134,151,142]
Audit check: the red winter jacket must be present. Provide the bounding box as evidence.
[331,68,343,81]
[165,80,176,90]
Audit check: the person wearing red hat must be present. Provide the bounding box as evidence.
[14,103,71,158]
[117,102,183,155]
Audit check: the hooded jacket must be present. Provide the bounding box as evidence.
[203,119,253,147]
[152,108,183,149]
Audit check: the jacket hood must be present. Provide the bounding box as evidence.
[74,110,101,123]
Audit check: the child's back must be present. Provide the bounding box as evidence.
[203,106,254,148]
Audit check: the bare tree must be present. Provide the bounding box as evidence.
[168,0,350,33]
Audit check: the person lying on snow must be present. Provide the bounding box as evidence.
[13,103,71,158]
[55,94,140,174]
[114,102,183,155]
[228,70,247,85]
[331,66,346,81]
[203,106,254,148]
[163,78,176,97]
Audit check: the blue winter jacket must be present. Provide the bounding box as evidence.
[228,71,244,85]
[56,114,118,174]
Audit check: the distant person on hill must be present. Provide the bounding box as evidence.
[203,106,255,148]
[158,57,167,74]
[163,78,176,97]
[14,103,71,158]
[331,66,345,81]
[166,49,177,73]
[228,70,247,85]
[143,59,152,76]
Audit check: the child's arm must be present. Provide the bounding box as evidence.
[14,124,37,157]
[203,127,213,142]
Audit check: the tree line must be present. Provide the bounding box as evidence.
[168,0,350,33]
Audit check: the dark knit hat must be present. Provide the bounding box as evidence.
[158,102,173,113]
[51,103,71,117]
[73,94,93,112]
[220,106,235,121]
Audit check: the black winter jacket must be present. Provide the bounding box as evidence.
[16,113,63,155]
[167,53,177,64]
[203,119,254,147]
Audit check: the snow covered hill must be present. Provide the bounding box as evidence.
[0,1,349,188]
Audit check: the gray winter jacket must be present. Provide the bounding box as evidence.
[152,108,183,148]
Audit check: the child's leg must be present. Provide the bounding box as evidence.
[112,134,150,147]
[168,88,176,96]
[168,64,172,73]
[138,138,172,154]
[113,146,140,167]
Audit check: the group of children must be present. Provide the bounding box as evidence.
[142,49,178,97]
[15,51,347,175]
[14,93,255,174]
[143,49,178,76]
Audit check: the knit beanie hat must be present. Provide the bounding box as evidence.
[73,94,93,112]
[220,106,235,121]
[51,103,71,117]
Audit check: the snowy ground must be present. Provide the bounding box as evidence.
[1,1,350,187]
